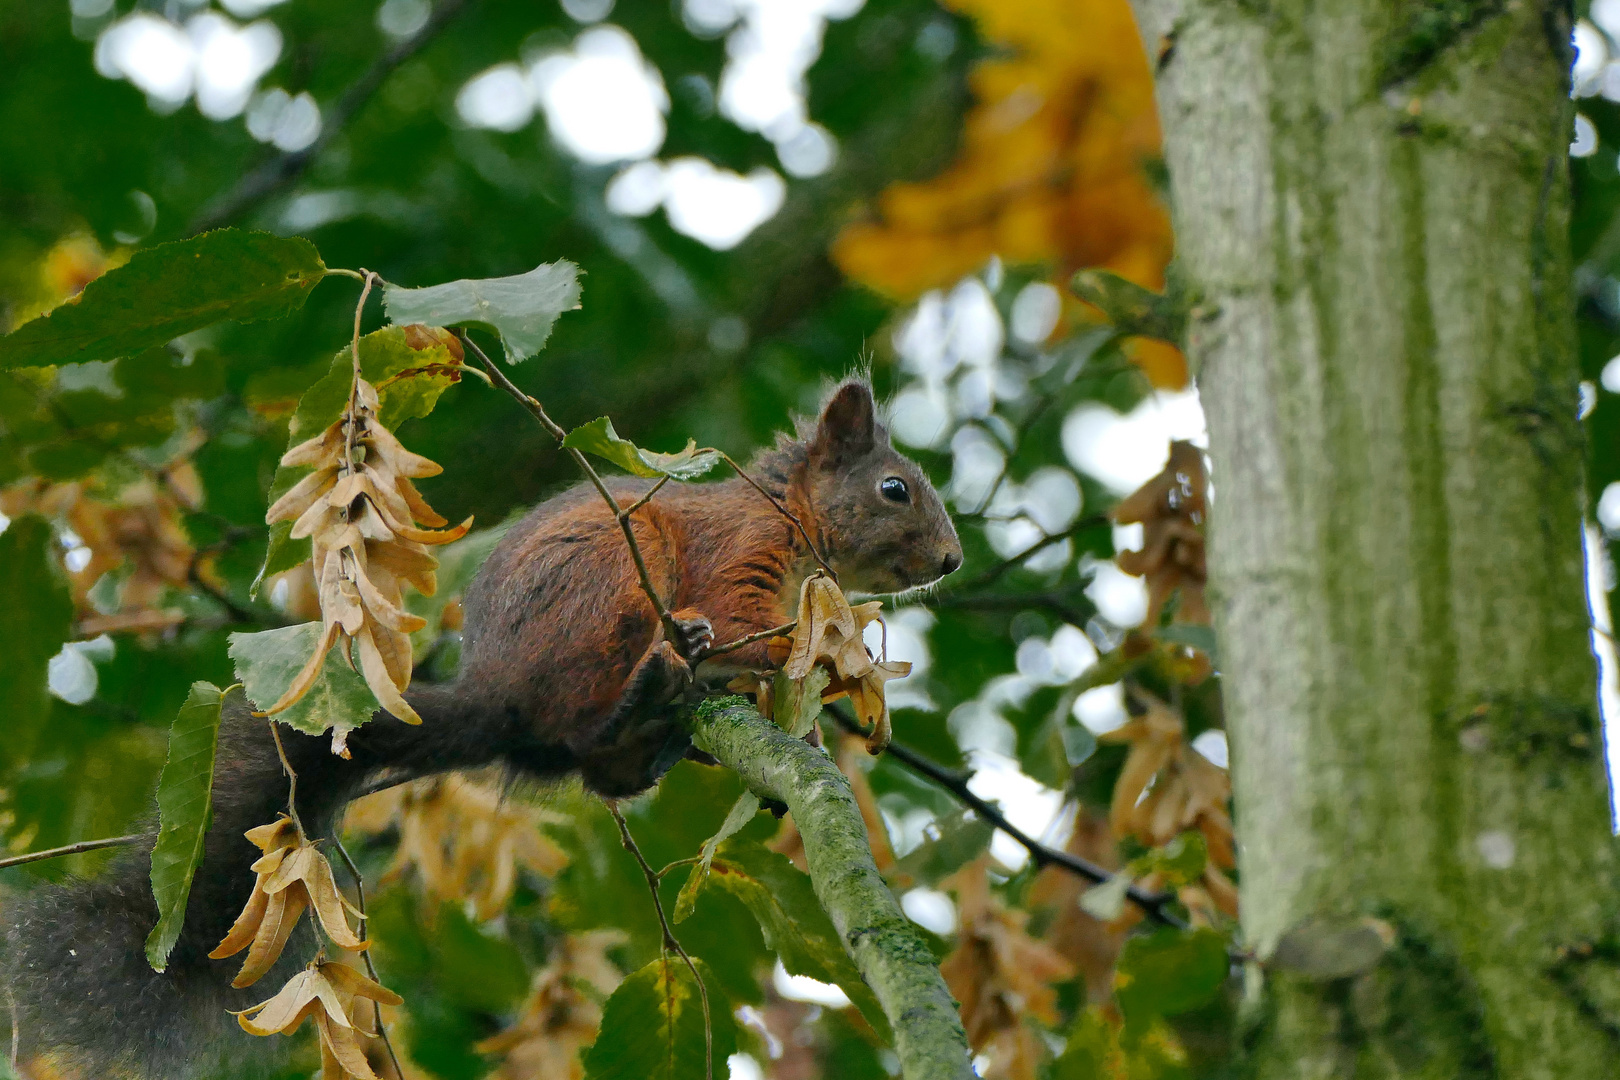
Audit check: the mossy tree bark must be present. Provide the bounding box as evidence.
[690,700,976,1080]
[1128,0,1620,1075]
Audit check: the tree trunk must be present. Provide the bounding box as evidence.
[1129,0,1620,1075]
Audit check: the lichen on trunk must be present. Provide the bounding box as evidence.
[1129,0,1620,1074]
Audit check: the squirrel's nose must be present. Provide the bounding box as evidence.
[941,550,962,576]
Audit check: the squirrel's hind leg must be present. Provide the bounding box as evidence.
[574,608,713,796]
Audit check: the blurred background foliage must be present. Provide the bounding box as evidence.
[0,0,1612,1076]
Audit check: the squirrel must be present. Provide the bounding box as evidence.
[2,379,962,1078]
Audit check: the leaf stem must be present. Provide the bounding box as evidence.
[607,802,714,1080]
[330,834,405,1079]
[266,718,306,840]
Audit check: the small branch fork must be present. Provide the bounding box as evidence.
[828,711,1189,931]
[607,803,715,1080]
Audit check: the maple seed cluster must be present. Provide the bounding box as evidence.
[235,959,403,1080]
[265,376,469,727]
[1100,691,1238,917]
[1112,439,1208,628]
[781,573,910,752]
[210,815,368,986]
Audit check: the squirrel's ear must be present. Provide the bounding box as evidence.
[810,381,877,467]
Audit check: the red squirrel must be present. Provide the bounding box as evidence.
[2,379,961,1077]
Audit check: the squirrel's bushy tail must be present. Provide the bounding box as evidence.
[1,685,541,1079]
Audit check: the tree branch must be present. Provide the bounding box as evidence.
[187,0,474,234]
[689,700,975,1080]
[829,711,1187,930]
[0,834,143,871]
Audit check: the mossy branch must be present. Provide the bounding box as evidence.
[688,699,975,1080]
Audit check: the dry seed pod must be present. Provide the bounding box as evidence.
[1097,690,1238,915]
[1112,439,1208,628]
[235,960,403,1080]
[211,818,369,988]
[265,376,471,726]
[779,575,909,752]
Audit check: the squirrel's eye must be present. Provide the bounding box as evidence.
[880,476,910,504]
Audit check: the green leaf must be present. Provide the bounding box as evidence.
[0,516,74,775]
[891,810,994,887]
[228,623,378,739]
[674,791,761,922]
[706,842,891,1039]
[562,416,722,480]
[1114,927,1230,1024]
[1138,832,1207,888]
[772,667,829,739]
[145,681,231,971]
[1269,916,1396,981]
[382,260,581,364]
[582,955,737,1080]
[252,324,466,594]
[0,230,326,369]
[1078,871,1134,922]
[1154,623,1218,662]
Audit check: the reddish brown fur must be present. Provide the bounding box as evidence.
[458,379,962,795]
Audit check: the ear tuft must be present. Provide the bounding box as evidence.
[809,380,877,467]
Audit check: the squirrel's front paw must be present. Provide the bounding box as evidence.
[670,608,714,659]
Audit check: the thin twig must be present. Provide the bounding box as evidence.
[456,329,688,648]
[607,802,714,1080]
[0,834,143,871]
[698,620,798,662]
[330,835,405,1080]
[186,0,474,234]
[716,452,836,580]
[930,591,1091,626]
[946,513,1111,593]
[828,711,1187,930]
[267,720,306,839]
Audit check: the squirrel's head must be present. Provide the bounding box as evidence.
[802,380,962,596]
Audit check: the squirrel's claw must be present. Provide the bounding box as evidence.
[670,608,714,661]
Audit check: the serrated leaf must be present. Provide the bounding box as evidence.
[229,624,378,738]
[892,810,994,886]
[145,681,231,971]
[1114,927,1230,1023]
[0,516,74,774]
[674,791,761,922]
[382,260,581,364]
[562,417,722,480]
[252,324,466,594]
[0,230,325,369]
[706,842,890,1039]
[582,955,737,1080]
